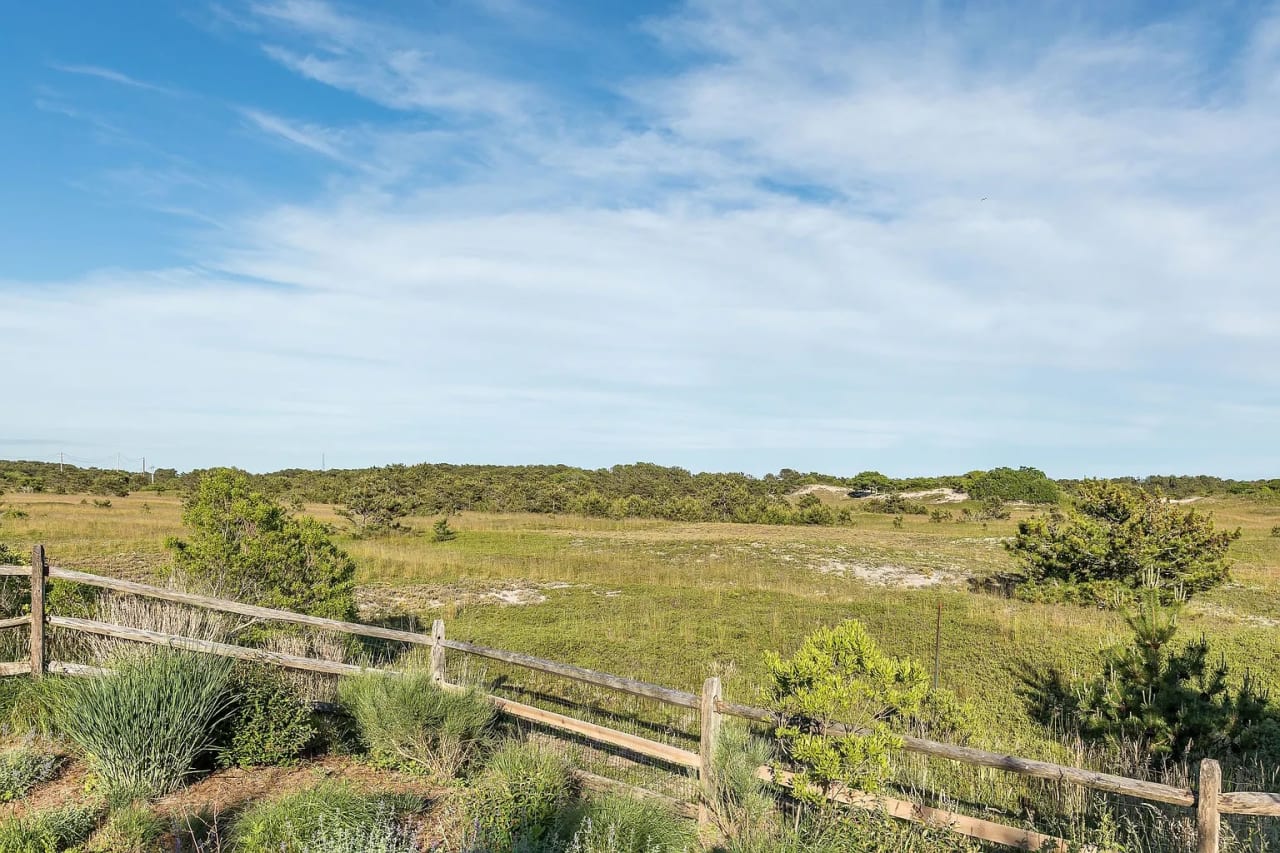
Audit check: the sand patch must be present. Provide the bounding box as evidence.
[813,558,961,588]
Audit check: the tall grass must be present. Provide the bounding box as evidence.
[339,671,498,780]
[53,648,234,800]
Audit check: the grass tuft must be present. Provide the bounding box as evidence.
[339,671,497,780]
[53,648,233,800]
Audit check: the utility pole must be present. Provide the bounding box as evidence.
[322,452,326,472]
[116,452,121,471]
[141,457,146,476]
[59,452,63,474]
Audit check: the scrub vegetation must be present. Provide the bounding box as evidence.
[0,461,1279,849]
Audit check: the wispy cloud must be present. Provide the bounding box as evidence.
[240,107,353,164]
[51,63,176,94]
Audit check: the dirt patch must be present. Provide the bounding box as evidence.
[152,755,439,819]
[899,488,969,503]
[813,559,960,588]
[788,484,852,498]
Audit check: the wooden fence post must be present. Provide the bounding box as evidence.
[429,619,446,685]
[30,544,47,678]
[699,676,722,827]
[1197,758,1221,853]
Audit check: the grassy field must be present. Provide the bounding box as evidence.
[5,488,1280,767]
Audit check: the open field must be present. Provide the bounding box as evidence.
[4,489,1280,765]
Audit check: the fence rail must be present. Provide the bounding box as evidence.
[2,544,1277,852]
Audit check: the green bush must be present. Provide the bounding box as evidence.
[1008,480,1240,603]
[1029,590,1280,764]
[218,664,316,768]
[765,621,928,806]
[564,795,696,853]
[0,802,100,853]
[231,781,421,853]
[338,672,497,780]
[707,725,778,851]
[53,649,233,800]
[461,741,575,851]
[168,468,357,619]
[965,466,1059,504]
[0,745,60,801]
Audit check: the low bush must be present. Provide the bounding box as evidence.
[563,796,696,853]
[218,664,316,768]
[461,740,575,851]
[765,620,929,805]
[0,802,100,853]
[0,745,60,801]
[339,671,497,780]
[864,494,927,515]
[53,649,234,801]
[231,780,422,853]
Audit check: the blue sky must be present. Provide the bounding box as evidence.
[2,1,1279,477]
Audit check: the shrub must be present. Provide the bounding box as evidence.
[86,803,164,853]
[433,517,458,542]
[1271,525,1280,538]
[1029,590,1280,764]
[965,466,1059,504]
[864,494,927,515]
[53,649,234,800]
[338,672,497,780]
[168,468,357,619]
[0,802,100,853]
[0,543,20,566]
[218,664,316,768]
[0,745,60,801]
[564,795,696,853]
[461,740,575,851]
[1008,480,1239,604]
[231,781,421,853]
[707,725,778,850]
[765,621,928,806]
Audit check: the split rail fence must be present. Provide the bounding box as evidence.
[2,545,1278,852]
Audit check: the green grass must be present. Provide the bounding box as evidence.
[230,781,422,853]
[4,492,1280,787]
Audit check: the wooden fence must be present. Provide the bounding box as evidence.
[2,544,1278,852]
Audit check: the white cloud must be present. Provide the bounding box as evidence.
[51,63,176,94]
[7,1,1280,475]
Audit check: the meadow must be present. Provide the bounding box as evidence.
[4,487,1280,764]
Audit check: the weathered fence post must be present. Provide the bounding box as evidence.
[699,675,723,827]
[1197,758,1221,853]
[429,619,446,685]
[30,544,47,678]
